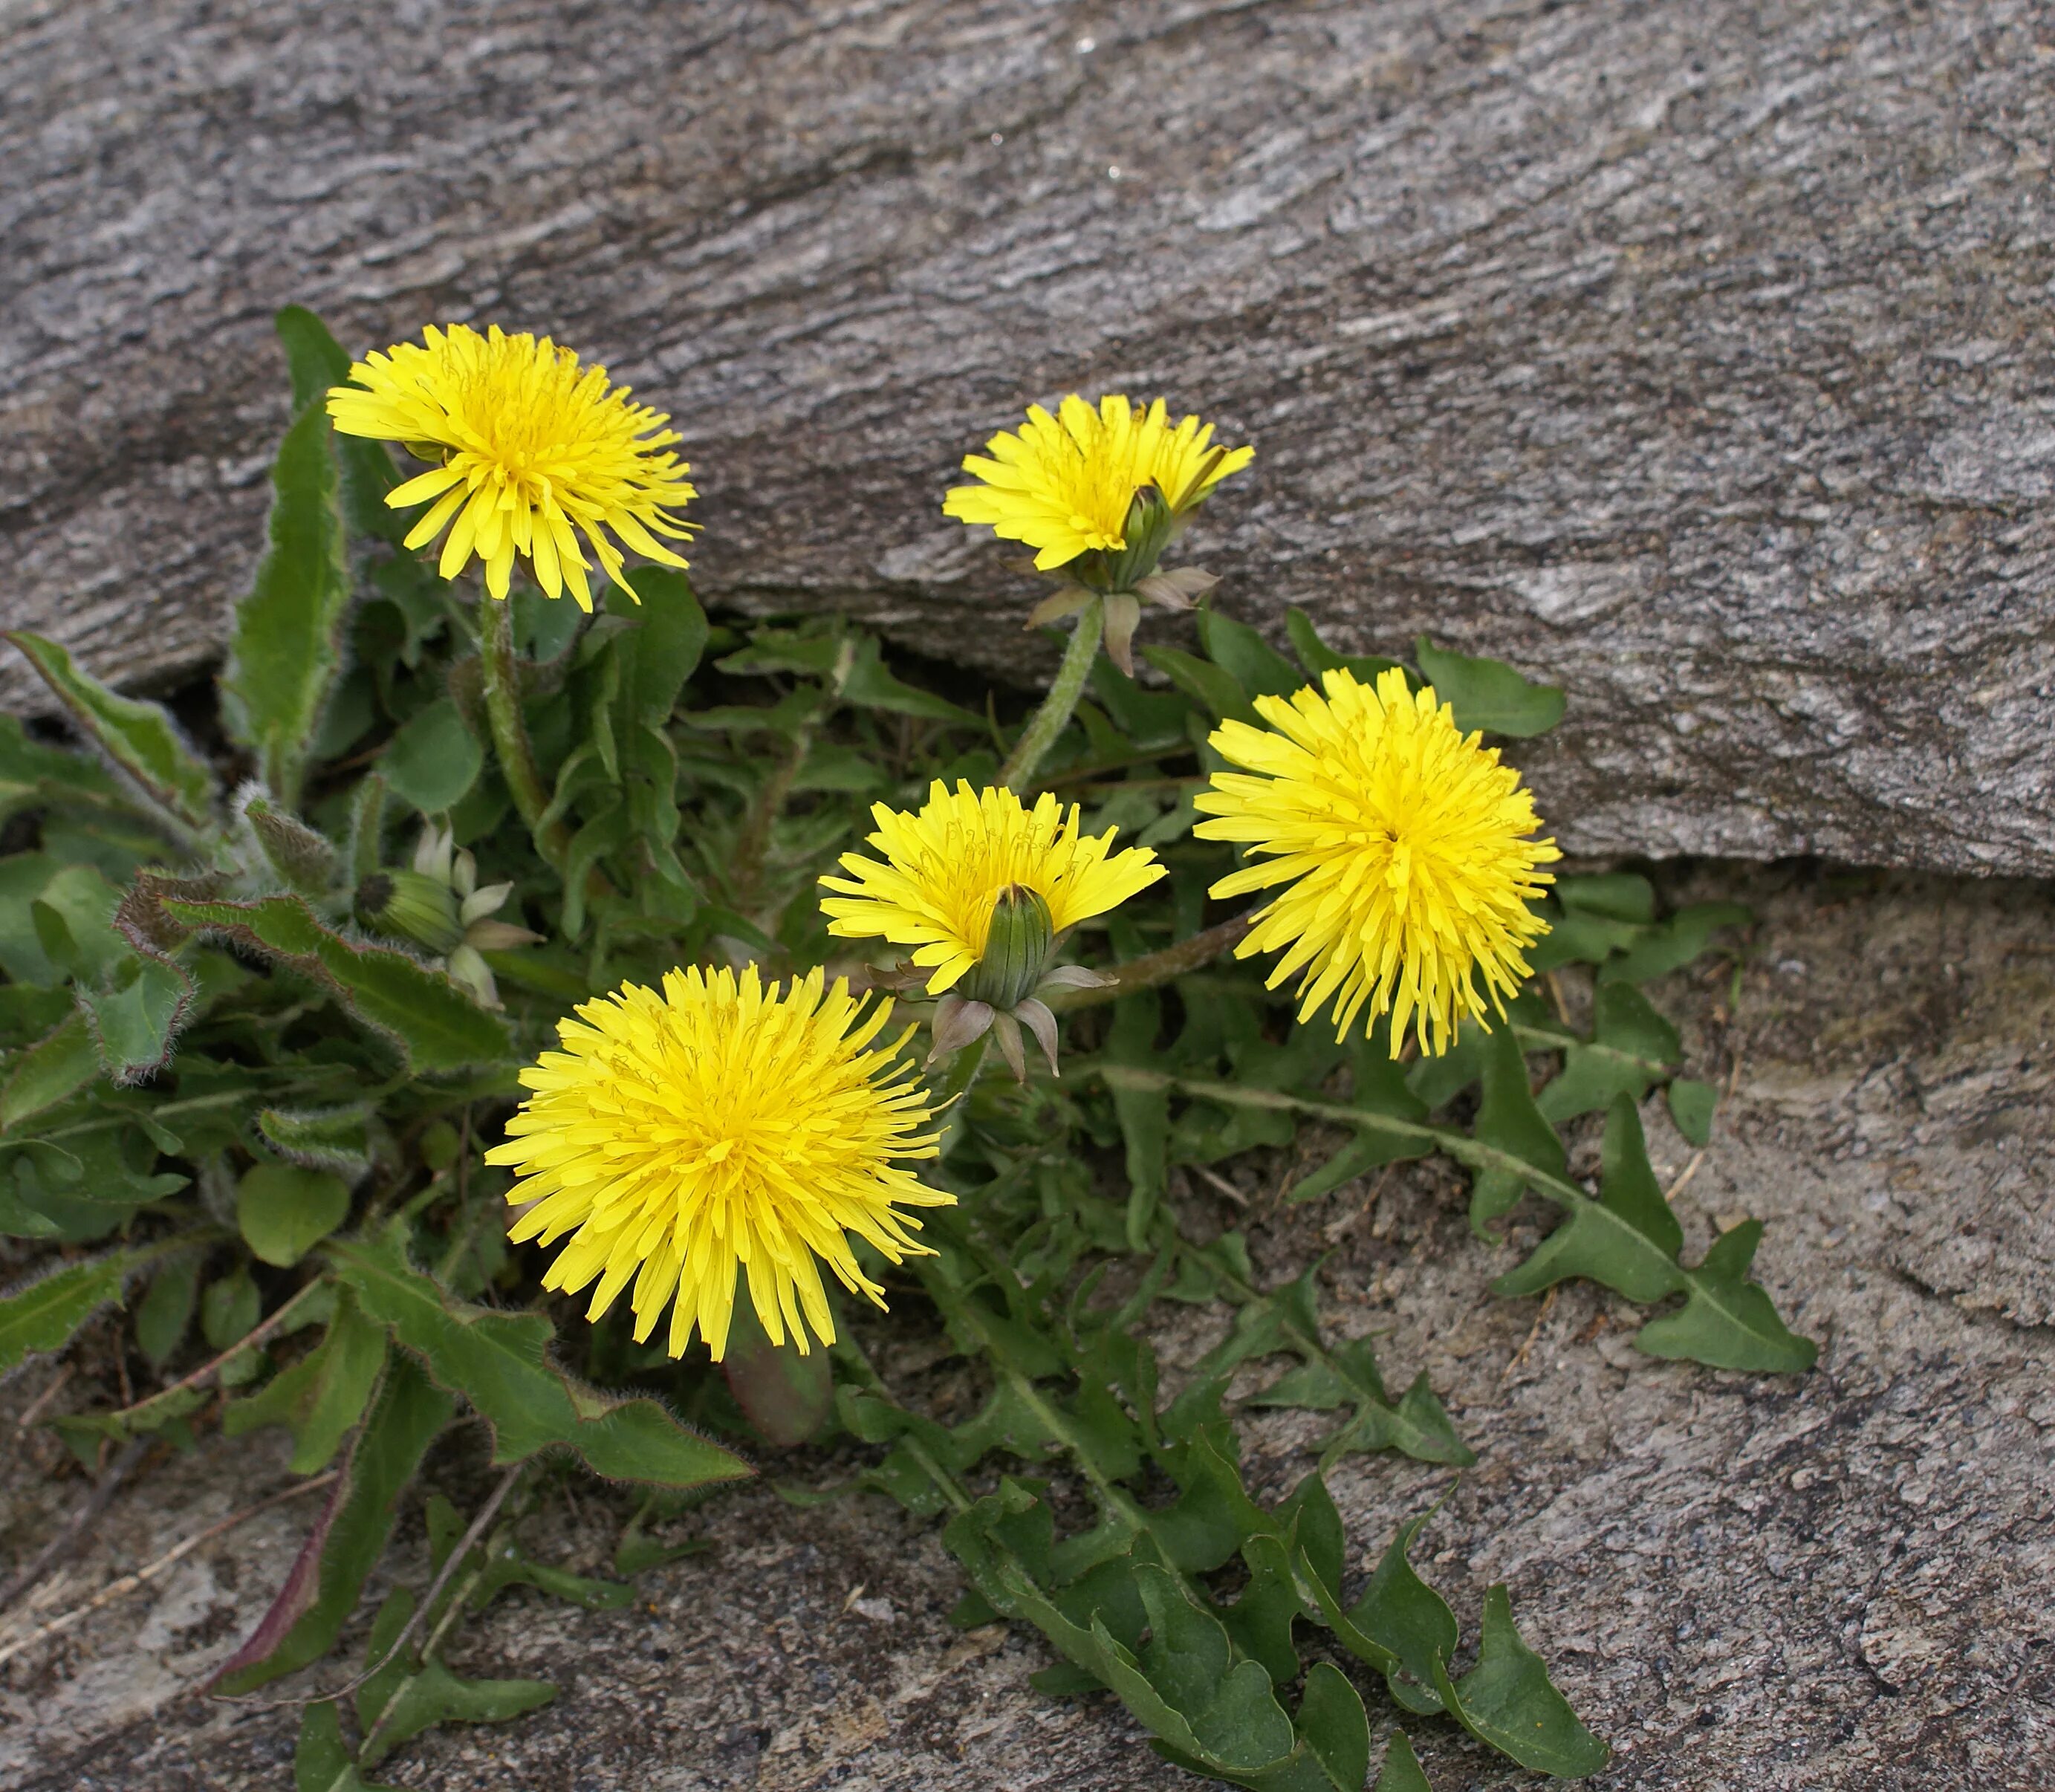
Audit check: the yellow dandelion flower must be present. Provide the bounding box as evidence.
[1193,666,1561,1056]
[943,395,1253,572]
[326,322,695,609]
[819,779,1166,994]
[486,966,946,1360]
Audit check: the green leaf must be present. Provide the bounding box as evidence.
[1556,872,1656,925]
[1286,1048,1430,1202]
[226,1286,389,1473]
[275,305,408,546]
[1535,981,1679,1123]
[360,1645,554,1770]
[1,1012,101,1130]
[293,1702,402,1792]
[1669,1077,1718,1147]
[1493,1099,1817,1372]
[156,894,509,1072]
[0,1250,139,1373]
[1373,1731,1431,1792]
[3,632,215,831]
[0,711,126,829]
[1344,1509,1458,1710]
[380,698,483,816]
[30,862,127,984]
[608,571,707,731]
[1466,1025,1566,1235]
[1283,608,1400,685]
[1600,901,1751,985]
[843,636,980,726]
[1635,1219,1819,1373]
[1493,1097,1684,1306]
[221,395,353,808]
[1293,1663,1372,1792]
[1412,637,1565,738]
[1140,645,1259,724]
[244,799,342,895]
[1197,610,1304,701]
[213,1354,455,1694]
[239,1163,354,1267]
[328,1232,753,1489]
[1106,992,1169,1250]
[203,1264,263,1351]
[79,955,196,1085]
[257,1105,377,1179]
[136,1250,203,1369]
[1438,1585,1611,1776]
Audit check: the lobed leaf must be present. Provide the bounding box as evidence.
[1,1011,102,1130]
[378,698,482,816]
[274,306,409,545]
[328,1231,753,1489]
[1635,1218,1819,1373]
[293,1701,403,1792]
[4,632,215,832]
[0,711,126,829]
[214,1353,455,1694]
[78,955,196,1085]
[1283,607,1401,685]
[226,1286,389,1473]
[1535,981,1680,1123]
[1374,1732,1431,1792]
[1467,1025,1568,1235]
[221,392,353,808]
[0,1249,145,1373]
[1140,644,1259,724]
[354,1585,554,1770]
[1493,1098,1818,1372]
[156,893,510,1072]
[1412,637,1565,738]
[1198,610,1305,703]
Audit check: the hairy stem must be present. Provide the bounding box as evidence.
[1043,912,1257,1013]
[476,596,569,869]
[1000,599,1104,793]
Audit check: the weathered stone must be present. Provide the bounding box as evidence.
[5,863,2051,1790]
[0,4,2051,874]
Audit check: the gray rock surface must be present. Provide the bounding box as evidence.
[2,1,2052,874]
[3,860,2051,1791]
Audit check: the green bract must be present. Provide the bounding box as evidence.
[0,306,1814,1785]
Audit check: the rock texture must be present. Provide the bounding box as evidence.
[4,862,2052,1791]
[1,1,2051,871]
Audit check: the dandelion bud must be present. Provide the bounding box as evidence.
[960,884,1054,1010]
[356,869,464,955]
[1099,484,1176,594]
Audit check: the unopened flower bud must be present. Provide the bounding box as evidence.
[959,884,1053,1010]
[1098,484,1176,595]
[356,869,464,955]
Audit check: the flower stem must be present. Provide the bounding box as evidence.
[1042,911,1257,1013]
[476,596,570,869]
[1000,598,1103,793]
[932,1031,988,1161]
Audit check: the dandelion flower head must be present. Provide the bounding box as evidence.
[327,322,695,608]
[1194,666,1559,1056]
[819,780,1165,993]
[487,966,946,1360]
[943,395,1253,571]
